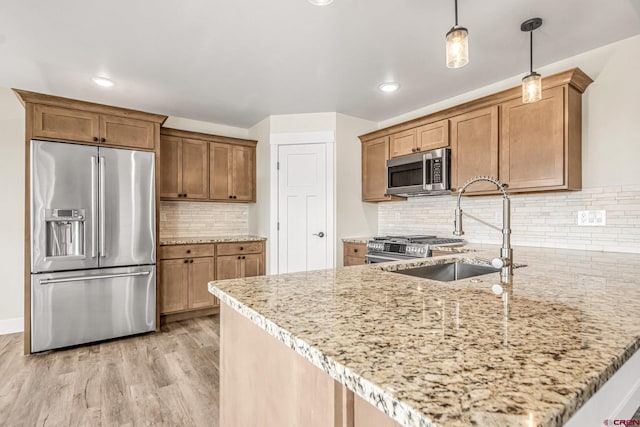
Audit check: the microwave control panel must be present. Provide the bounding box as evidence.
[432,158,442,184]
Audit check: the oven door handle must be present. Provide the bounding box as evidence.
[365,254,406,263]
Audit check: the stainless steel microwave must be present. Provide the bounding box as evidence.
[386,148,451,196]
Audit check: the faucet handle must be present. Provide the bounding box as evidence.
[491,257,511,269]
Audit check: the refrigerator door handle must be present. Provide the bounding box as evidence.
[91,156,98,258]
[99,156,106,258]
[39,271,151,285]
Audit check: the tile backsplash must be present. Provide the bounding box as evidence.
[160,201,248,238]
[379,184,640,253]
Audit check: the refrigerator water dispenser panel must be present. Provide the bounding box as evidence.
[45,208,85,258]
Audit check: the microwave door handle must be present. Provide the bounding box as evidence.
[424,155,431,190]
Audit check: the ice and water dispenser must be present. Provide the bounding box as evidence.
[45,209,85,258]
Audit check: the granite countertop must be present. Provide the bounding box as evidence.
[160,235,267,245]
[341,236,371,244]
[209,246,640,427]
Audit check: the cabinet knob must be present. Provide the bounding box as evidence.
[184,259,189,264]
[354,249,358,253]
[93,137,98,142]
[190,259,194,263]
[184,194,188,198]
[411,148,416,152]
[228,195,233,199]
[237,256,241,260]
[240,246,244,251]
[186,250,191,254]
[416,147,421,152]
[233,195,237,199]
[100,138,106,142]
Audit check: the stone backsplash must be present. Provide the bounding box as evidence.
[379,184,640,253]
[159,201,248,238]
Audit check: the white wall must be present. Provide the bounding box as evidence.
[335,113,377,266]
[0,88,25,331]
[248,117,272,272]
[378,35,640,252]
[163,116,249,139]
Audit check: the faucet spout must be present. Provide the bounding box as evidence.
[453,176,513,283]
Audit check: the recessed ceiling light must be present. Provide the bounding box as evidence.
[308,0,333,5]
[378,82,400,93]
[92,77,115,87]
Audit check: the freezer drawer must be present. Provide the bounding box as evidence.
[31,266,156,352]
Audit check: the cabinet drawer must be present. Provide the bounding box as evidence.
[344,256,366,266]
[344,242,366,258]
[160,244,215,259]
[216,241,263,255]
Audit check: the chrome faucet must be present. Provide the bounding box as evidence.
[453,176,513,283]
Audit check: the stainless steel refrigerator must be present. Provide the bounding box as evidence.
[30,139,156,352]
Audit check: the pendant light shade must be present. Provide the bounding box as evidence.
[522,72,542,104]
[521,18,543,103]
[446,0,468,69]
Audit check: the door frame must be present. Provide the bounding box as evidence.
[270,131,335,275]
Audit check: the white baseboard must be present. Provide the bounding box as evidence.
[0,317,24,335]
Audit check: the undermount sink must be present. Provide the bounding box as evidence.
[392,260,500,282]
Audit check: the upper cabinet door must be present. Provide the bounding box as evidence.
[232,145,256,202]
[500,86,566,190]
[32,105,100,143]
[450,106,499,193]
[389,129,417,158]
[100,114,155,150]
[160,135,182,198]
[180,138,209,199]
[209,143,233,200]
[417,119,449,152]
[362,136,392,202]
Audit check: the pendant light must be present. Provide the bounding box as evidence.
[521,18,543,103]
[446,0,469,68]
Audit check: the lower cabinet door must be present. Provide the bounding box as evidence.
[188,257,216,309]
[159,259,189,314]
[216,255,241,280]
[243,253,263,277]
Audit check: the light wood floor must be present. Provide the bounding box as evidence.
[0,316,219,427]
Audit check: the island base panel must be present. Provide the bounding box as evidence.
[219,304,400,427]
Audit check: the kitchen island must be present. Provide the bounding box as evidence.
[209,246,640,427]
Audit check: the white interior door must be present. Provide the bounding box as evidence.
[278,144,328,274]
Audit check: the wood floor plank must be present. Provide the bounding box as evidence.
[0,315,219,427]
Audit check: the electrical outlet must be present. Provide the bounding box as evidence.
[577,210,606,226]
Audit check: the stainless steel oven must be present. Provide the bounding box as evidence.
[386,148,451,197]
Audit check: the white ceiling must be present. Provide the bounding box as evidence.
[1,0,639,128]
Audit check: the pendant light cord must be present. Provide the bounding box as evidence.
[529,30,534,73]
[454,0,459,26]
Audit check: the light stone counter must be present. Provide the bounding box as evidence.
[159,235,266,245]
[209,246,640,427]
[341,236,372,244]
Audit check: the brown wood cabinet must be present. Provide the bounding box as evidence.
[358,68,593,200]
[389,119,449,158]
[500,85,581,191]
[343,242,367,266]
[160,135,209,200]
[216,241,265,280]
[30,103,156,150]
[450,105,499,193]
[362,136,398,202]
[210,143,256,202]
[159,244,218,316]
[160,128,257,203]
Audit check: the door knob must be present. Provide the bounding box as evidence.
[313,232,325,238]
